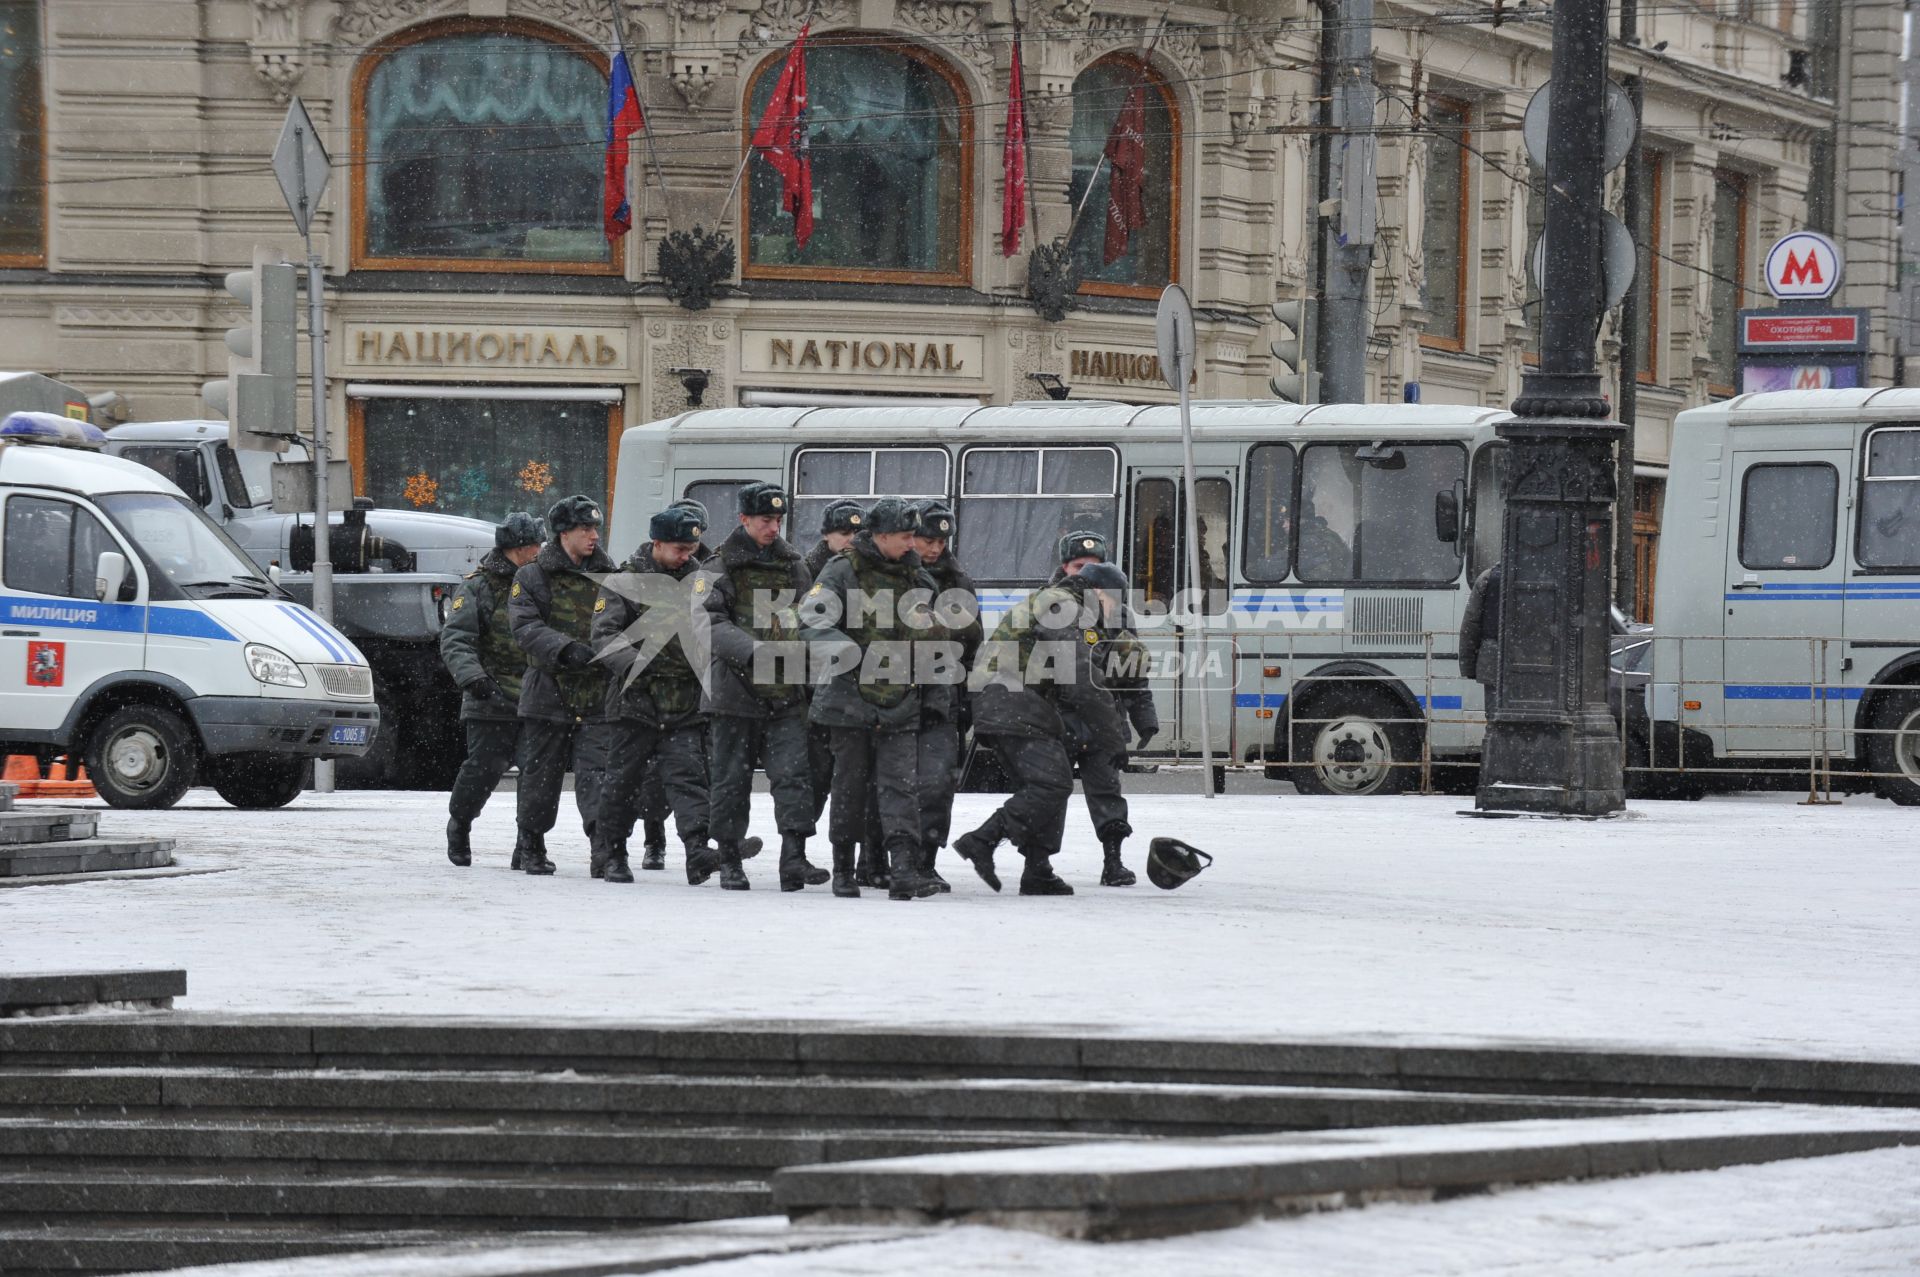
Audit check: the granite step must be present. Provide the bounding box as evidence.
[0,1223,497,1277]
[0,838,174,878]
[0,970,186,1016]
[0,1068,1671,1134]
[0,808,95,845]
[0,1168,773,1225]
[0,1115,1098,1173]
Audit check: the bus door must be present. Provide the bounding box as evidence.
[1722,448,1849,754]
[1846,426,1920,756]
[1124,468,1235,758]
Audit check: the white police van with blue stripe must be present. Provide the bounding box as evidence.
[0,412,378,809]
[614,399,1520,795]
[1649,388,1920,803]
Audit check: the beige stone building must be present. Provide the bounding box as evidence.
[0,0,1893,599]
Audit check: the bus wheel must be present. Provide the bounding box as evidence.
[1291,690,1418,797]
[1866,688,1920,806]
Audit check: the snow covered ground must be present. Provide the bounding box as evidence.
[5,787,1917,1060]
[671,1145,1920,1275]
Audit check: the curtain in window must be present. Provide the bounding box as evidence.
[1068,59,1173,289]
[748,42,962,274]
[360,398,610,525]
[1421,104,1468,341]
[363,32,607,263]
[1708,174,1745,386]
[0,0,42,259]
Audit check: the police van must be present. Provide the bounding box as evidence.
[1647,388,1920,803]
[0,412,379,809]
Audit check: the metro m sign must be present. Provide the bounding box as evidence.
[1764,231,1843,301]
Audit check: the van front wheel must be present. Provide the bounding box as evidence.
[1866,688,1920,806]
[85,704,199,809]
[207,754,308,809]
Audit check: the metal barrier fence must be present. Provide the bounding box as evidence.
[1138,629,1918,802]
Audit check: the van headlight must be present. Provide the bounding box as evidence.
[245,643,308,688]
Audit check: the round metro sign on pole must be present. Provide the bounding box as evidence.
[1763,231,1843,301]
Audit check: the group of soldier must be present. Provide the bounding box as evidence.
[438,481,1159,900]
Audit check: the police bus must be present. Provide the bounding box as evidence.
[612,400,1513,795]
[1647,387,1920,804]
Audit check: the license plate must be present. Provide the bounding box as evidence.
[328,725,370,746]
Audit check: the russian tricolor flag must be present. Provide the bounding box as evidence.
[604,49,645,241]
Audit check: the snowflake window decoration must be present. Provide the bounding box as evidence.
[519,460,555,494]
[402,471,439,508]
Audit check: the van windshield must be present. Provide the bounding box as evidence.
[97,491,272,599]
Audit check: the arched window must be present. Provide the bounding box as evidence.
[743,34,970,285]
[0,0,44,266]
[353,19,612,272]
[1068,55,1177,295]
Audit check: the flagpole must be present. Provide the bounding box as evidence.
[1009,0,1040,251]
[607,0,677,230]
[1061,0,1177,251]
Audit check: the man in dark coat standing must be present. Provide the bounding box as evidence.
[804,499,868,872]
[634,498,717,869]
[1457,561,1502,701]
[589,505,736,885]
[909,499,981,892]
[508,495,617,876]
[702,482,828,891]
[953,562,1131,895]
[439,511,543,868]
[800,497,951,901]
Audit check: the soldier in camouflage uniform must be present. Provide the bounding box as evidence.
[1049,531,1155,886]
[953,562,1132,895]
[508,495,617,876]
[909,499,981,892]
[439,511,543,868]
[633,498,717,871]
[800,497,952,900]
[800,500,876,880]
[701,482,828,891]
[590,505,735,885]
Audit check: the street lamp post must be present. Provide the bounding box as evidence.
[1475,0,1627,817]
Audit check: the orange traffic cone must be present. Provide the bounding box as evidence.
[15,755,95,800]
[3,754,40,784]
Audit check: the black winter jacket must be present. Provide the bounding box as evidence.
[699,526,813,719]
[591,542,705,726]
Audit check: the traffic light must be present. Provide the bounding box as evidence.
[202,246,297,453]
[1268,299,1320,404]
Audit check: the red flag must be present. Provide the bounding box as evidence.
[749,24,814,249]
[603,49,646,242]
[1102,83,1147,265]
[1002,37,1029,257]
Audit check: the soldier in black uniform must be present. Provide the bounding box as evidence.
[702,482,829,891]
[954,562,1131,895]
[634,498,718,871]
[508,495,617,876]
[1049,531,1155,887]
[590,505,733,885]
[439,511,543,867]
[802,499,869,873]
[909,499,981,892]
[800,497,950,900]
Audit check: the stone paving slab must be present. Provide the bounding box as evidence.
[0,969,185,1016]
[0,863,230,890]
[770,1108,1920,1240]
[0,837,174,877]
[0,808,97,845]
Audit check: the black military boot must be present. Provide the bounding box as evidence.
[920,844,951,894]
[717,842,751,891]
[739,836,764,861]
[888,842,939,901]
[778,834,830,892]
[517,828,554,876]
[603,838,634,883]
[1097,821,1136,887]
[830,842,860,898]
[684,840,721,886]
[589,836,610,880]
[951,818,1004,893]
[853,844,877,888]
[641,819,668,871]
[1018,850,1073,896]
[446,816,472,867]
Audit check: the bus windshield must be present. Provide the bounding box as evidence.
[1296,442,1466,585]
